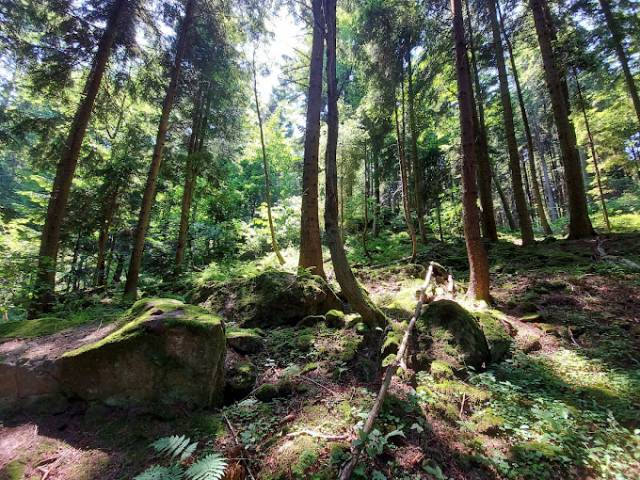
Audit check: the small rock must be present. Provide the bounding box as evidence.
[225,359,257,403]
[521,336,542,353]
[226,329,264,354]
[297,315,325,328]
[520,313,543,323]
[325,309,346,328]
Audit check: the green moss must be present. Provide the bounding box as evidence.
[468,410,505,434]
[2,460,26,480]
[190,414,225,437]
[512,441,563,461]
[63,298,222,358]
[476,310,513,363]
[430,360,455,380]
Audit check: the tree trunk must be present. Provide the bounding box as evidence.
[573,69,612,232]
[598,0,640,128]
[488,0,534,245]
[465,0,498,242]
[497,0,552,235]
[252,54,285,266]
[95,184,120,286]
[407,48,427,243]
[492,167,517,230]
[32,0,129,315]
[323,0,386,329]
[363,144,371,260]
[395,96,418,262]
[452,0,491,301]
[372,152,380,236]
[298,0,326,277]
[529,0,595,239]
[123,0,196,300]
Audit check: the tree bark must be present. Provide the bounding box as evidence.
[323,0,386,329]
[298,0,326,277]
[32,0,129,315]
[252,54,285,266]
[465,0,498,242]
[452,0,491,301]
[573,69,611,232]
[362,144,371,260]
[529,0,595,239]
[598,0,640,128]
[497,0,552,235]
[95,184,120,286]
[492,166,517,230]
[395,96,418,262]
[123,0,196,300]
[488,0,534,245]
[407,48,427,243]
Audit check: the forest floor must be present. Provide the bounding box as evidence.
[1,225,639,480]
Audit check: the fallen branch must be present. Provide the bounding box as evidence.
[223,414,257,480]
[339,262,435,480]
[286,429,348,441]
[300,375,338,396]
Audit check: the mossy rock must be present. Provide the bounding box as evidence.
[254,380,299,402]
[190,269,342,328]
[476,312,513,363]
[58,298,226,409]
[297,315,325,327]
[412,300,491,372]
[430,360,455,380]
[226,327,265,354]
[261,435,325,479]
[225,358,257,403]
[325,309,346,328]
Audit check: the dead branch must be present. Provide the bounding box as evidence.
[223,414,257,480]
[286,429,348,441]
[338,262,435,480]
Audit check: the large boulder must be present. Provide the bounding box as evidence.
[190,269,342,328]
[58,298,226,409]
[411,300,491,372]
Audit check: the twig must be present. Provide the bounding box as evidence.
[223,414,257,480]
[459,393,466,418]
[300,375,338,396]
[339,262,435,480]
[286,429,348,441]
[567,327,579,347]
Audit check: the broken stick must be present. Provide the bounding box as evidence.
[338,262,435,480]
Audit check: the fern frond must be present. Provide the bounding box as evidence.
[184,453,228,480]
[152,435,198,461]
[133,464,183,480]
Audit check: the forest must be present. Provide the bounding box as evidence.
[0,0,639,478]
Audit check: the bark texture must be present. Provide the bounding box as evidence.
[452,0,491,301]
[529,0,595,239]
[323,0,386,328]
[298,0,326,278]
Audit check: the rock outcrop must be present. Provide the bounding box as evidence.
[190,269,342,328]
[0,298,226,412]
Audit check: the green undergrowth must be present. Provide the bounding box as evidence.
[0,302,124,339]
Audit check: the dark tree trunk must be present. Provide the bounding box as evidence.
[465,0,498,242]
[363,144,371,260]
[598,0,640,127]
[32,0,129,315]
[573,69,611,232]
[124,0,196,300]
[497,0,553,235]
[452,0,491,301]
[492,167,517,231]
[372,152,380,236]
[407,48,427,243]
[395,96,418,262]
[95,184,120,286]
[529,0,595,239]
[323,0,386,328]
[298,0,326,277]
[488,0,534,245]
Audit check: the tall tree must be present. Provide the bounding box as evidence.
[465,0,498,242]
[529,0,595,239]
[487,0,534,245]
[323,0,386,328]
[124,0,196,300]
[252,53,285,266]
[497,0,553,236]
[298,0,326,278]
[597,0,640,127]
[32,0,134,315]
[452,0,491,301]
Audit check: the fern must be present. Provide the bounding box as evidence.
[133,464,183,480]
[152,435,199,461]
[184,453,228,480]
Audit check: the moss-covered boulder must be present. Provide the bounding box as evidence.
[476,312,513,363]
[411,300,491,372]
[189,269,342,328]
[325,309,346,328]
[226,327,265,354]
[58,298,226,409]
